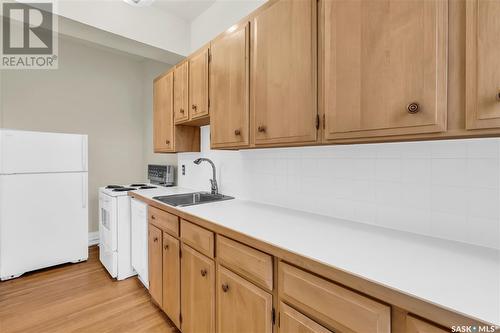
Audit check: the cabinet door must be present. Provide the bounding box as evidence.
[148,225,162,306]
[466,0,500,129]
[322,0,448,140]
[174,61,189,123]
[153,72,174,153]
[406,315,448,333]
[251,0,317,146]
[189,47,209,120]
[210,23,249,148]
[181,244,215,333]
[217,266,272,333]
[280,303,332,333]
[162,232,180,329]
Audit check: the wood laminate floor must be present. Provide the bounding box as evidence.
[0,246,177,333]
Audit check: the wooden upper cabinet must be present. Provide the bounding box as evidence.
[216,265,273,333]
[210,23,250,149]
[251,0,318,146]
[466,0,500,129]
[180,245,215,333]
[148,225,162,306]
[162,232,180,330]
[189,46,210,120]
[321,0,448,140]
[174,61,189,123]
[153,72,174,153]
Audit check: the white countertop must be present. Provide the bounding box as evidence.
[133,186,500,326]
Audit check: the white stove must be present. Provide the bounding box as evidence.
[98,165,174,283]
[98,183,161,281]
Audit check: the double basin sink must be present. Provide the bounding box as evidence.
[153,192,234,207]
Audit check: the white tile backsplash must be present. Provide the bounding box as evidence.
[178,126,500,249]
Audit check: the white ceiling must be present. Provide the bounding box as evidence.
[152,0,216,21]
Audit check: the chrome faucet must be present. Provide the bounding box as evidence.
[193,158,218,195]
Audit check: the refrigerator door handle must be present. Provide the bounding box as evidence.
[82,173,87,209]
[81,136,87,171]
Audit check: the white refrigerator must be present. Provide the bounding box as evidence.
[0,129,89,280]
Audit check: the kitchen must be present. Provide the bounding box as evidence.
[0,0,499,332]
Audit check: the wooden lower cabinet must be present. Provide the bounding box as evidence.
[181,244,215,333]
[279,303,332,333]
[148,225,163,306]
[217,265,273,333]
[162,232,180,329]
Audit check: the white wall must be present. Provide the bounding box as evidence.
[179,127,500,250]
[55,0,191,56]
[1,37,171,232]
[190,0,265,52]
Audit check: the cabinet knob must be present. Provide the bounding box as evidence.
[192,104,197,110]
[153,237,158,242]
[165,140,170,145]
[257,125,266,133]
[221,283,229,293]
[151,215,156,220]
[200,269,208,277]
[497,91,500,101]
[407,102,420,114]
[164,244,169,250]
[180,108,185,114]
[234,129,241,136]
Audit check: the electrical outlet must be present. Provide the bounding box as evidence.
[182,165,185,176]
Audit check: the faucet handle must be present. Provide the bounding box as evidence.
[209,179,218,195]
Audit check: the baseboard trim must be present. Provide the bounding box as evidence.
[88,231,99,246]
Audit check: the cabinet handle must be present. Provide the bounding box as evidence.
[153,237,158,242]
[192,104,197,110]
[180,108,185,114]
[165,140,170,145]
[200,269,208,277]
[164,244,169,250]
[234,129,241,136]
[257,125,266,133]
[497,91,500,101]
[221,283,229,293]
[407,102,420,114]
[151,215,156,220]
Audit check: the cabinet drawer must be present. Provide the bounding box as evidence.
[217,236,273,290]
[181,220,214,258]
[278,262,390,333]
[149,206,179,237]
[280,303,332,333]
[406,315,448,333]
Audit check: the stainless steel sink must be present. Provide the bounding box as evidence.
[153,192,234,207]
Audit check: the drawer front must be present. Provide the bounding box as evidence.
[149,206,179,237]
[217,236,273,290]
[181,220,214,258]
[278,262,390,333]
[280,303,332,333]
[406,315,448,333]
